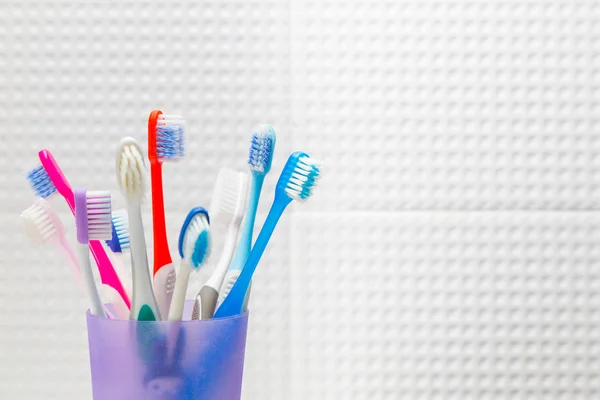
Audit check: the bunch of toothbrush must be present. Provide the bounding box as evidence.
[21,111,322,321]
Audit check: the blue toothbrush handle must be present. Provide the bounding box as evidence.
[228,173,264,271]
[215,199,289,317]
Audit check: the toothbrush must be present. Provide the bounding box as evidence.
[148,110,185,319]
[21,198,116,318]
[116,137,161,321]
[74,189,113,318]
[219,124,276,307]
[215,152,322,318]
[193,168,248,319]
[27,150,131,309]
[21,198,85,294]
[168,207,211,321]
[103,209,133,320]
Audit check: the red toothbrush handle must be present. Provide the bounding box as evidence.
[150,161,173,275]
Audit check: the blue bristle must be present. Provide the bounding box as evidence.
[278,152,321,201]
[27,166,57,198]
[156,125,185,160]
[191,230,210,268]
[248,125,276,173]
[106,213,129,253]
[296,166,320,200]
[106,221,122,253]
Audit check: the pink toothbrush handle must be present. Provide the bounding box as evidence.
[39,149,131,309]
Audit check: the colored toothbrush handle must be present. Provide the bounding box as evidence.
[228,174,264,271]
[150,161,173,274]
[128,204,161,321]
[39,149,131,309]
[215,199,289,318]
[77,243,106,317]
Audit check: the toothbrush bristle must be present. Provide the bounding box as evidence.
[106,209,130,253]
[209,168,248,222]
[183,214,211,268]
[156,114,185,161]
[27,165,57,198]
[248,124,276,173]
[191,230,211,267]
[117,138,147,202]
[283,156,322,202]
[20,200,59,244]
[86,191,113,240]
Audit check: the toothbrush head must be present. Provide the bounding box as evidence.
[148,110,185,164]
[116,137,148,203]
[21,198,64,244]
[106,209,130,253]
[74,188,112,244]
[27,165,57,198]
[249,124,276,174]
[277,151,322,202]
[178,207,211,268]
[209,168,249,226]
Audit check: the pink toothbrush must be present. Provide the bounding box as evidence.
[35,149,131,309]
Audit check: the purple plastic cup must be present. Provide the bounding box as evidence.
[85,302,249,400]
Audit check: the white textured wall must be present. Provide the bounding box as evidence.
[1,1,599,399]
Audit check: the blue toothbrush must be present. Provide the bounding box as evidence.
[214,151,322,318]
[219,125,276,306]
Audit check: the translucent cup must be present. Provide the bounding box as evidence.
[85,302,249,400]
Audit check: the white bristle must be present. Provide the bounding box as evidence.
[21,199,60,244]
[285,157,322,202]
[157,114,185,126]
[209,168,249,224]
[86,191,113,240]
[183,214,211,266]
[117,137,147,202]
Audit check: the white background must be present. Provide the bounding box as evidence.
[1,0,600,399]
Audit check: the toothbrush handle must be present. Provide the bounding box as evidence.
[77,243,106,317]
[215,199,288,318]
[228,174,264,271]
[201,233,238,319]
[39,150,131,309]
[56,234,85,294]
[168,261,191,321]
[101,284,129,320]
[110,253,132,299]
[150,161,173,273]
[128,204,161,321]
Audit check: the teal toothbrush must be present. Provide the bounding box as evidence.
[215,152,322,318]
[219,125,276,307]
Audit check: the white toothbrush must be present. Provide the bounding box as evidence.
[74,189,113,318]
[116,137,161,321]
[193,168,248,319]
[168,207,211,321]
[21,198,85,295]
